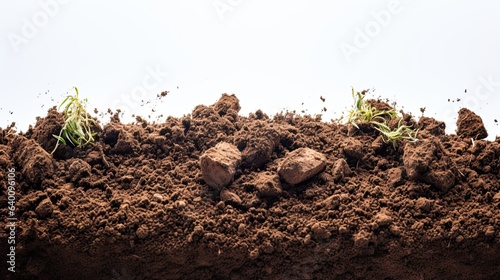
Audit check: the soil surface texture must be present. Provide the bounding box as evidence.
[1,94,500,280]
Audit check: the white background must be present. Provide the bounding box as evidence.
[1,0,499,140]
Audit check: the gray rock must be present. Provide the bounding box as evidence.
[200,142,241,190]
[278,148,327,185]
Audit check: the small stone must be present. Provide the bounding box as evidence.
[249,248,260,260]
[331,158,352,182]
[321,195,340,210]
[485,225,495,237]
[152,193,164,203]
[174,200,187,209]
[35,198,53,219]
[303,234,312,245]
[261,241,274,254]
[220,188,242,205]
[278,148,327,185]
[216,201,225,209]
[200,142,241,190]
[238,223,246,236]
[136,224,149,239]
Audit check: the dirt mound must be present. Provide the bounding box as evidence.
[1,94,499,279]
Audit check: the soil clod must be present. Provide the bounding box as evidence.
[456,108,488,140]
[278,147,327,185]
[200,142,241,190]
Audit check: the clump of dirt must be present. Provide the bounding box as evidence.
[456,108,488,140]
[1,94,499,280]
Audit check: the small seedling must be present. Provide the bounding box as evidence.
[51,87,96,154]
[347,88,398,128]
[372,119,418,148]
[345,88,418,148]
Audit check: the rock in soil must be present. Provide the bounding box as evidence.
[200,142,241,190]
[278,147,327,185]
[220,188,243,205]
[331,158,352,182]
[2,94,500,280]
[35,198,54,218]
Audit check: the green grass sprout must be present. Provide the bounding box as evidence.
[347,88,398,128]
[346,88,418,148]
[372,119,418,148]
[51,87,96,154]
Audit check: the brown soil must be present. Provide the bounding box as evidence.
[1,94,500,280]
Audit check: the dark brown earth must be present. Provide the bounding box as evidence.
[1,94,500,280]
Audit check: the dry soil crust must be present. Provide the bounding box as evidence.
[1,94,500,280]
